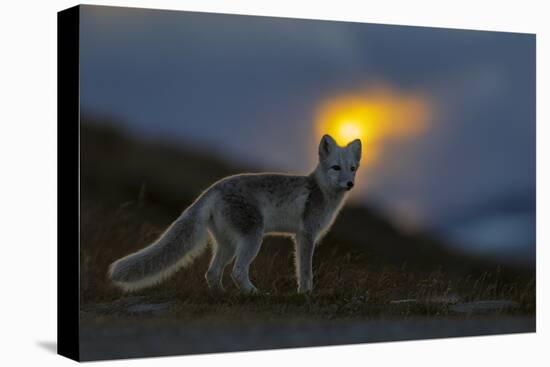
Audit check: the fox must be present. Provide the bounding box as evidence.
[108,134,361,294]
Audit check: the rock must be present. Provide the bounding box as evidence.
[425,294,460,304]
[390,294,460,306]
[389,298,418,305]
[450,300,519,314]
[85,296,173,317]
[125,302,172,316]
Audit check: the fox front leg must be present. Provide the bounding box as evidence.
[295,233,316,293]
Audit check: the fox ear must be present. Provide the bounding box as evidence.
[319,134,337,158]
[347,139,362,162]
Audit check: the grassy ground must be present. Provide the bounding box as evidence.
[79,201,535,361]
[80,200,535,321]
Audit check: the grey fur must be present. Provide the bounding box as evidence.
[108,134,361,293]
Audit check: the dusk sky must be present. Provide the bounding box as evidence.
[79,5,536,262]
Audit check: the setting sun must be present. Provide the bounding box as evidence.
[316,84,432,166]
[337,121,364,143]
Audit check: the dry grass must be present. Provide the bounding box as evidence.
[80,200,535,322]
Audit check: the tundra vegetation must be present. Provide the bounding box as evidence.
[80,120,535,323]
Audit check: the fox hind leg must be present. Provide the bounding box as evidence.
[215,197,264,294]
[206,229,236,292]
[231,231,263,294]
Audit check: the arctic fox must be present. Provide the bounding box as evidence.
[108,134,361,294]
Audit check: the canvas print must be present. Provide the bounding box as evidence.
[63,4,536,361]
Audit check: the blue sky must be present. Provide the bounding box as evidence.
[79,5,535,262]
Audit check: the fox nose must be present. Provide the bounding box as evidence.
[346,181,354,189]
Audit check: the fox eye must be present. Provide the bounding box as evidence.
[351,166,356,172]
[331,165,341,171]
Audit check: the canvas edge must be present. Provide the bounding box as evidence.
[57,4,81,362]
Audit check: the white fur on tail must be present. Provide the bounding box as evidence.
[108,192,215,292]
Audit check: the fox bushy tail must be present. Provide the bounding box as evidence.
[108,192,215,292]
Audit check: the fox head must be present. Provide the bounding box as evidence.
[317,134,362,192]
